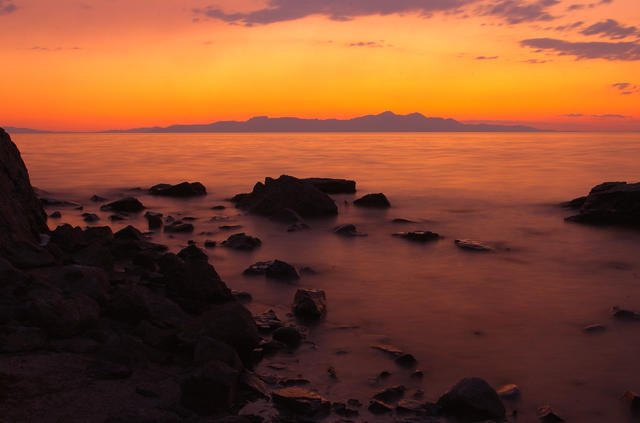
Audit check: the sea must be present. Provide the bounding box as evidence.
[11,131,640,422]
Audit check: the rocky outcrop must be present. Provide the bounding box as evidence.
[148,182,206,197]
[436,377,506,422]
[235,175,338,217]
[302,178,356,193]
[562,181,640,225]
[0,128,49,244]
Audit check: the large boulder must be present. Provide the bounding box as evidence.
[562,181,640,225]
[149,182,206,197]
[29,293,100,338]
[0,128,49,244]
[235,175,338,217]
[436,377,506,422]
[291,289,326,319]
[181,361,238,414]
[302,178,356,193]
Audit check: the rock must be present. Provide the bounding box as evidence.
[114,225,146,241]
[211,205,226,210]
[396,399,427,413]
[103,408,178,423]
[392,218,418,223]
[235,175,338,217]
[109,213,129,221]
[354,193,391,207]
[254,309,284,332]
[373,385,406,403]
[144,211,163,229]
[436,377,506,422]
[90,195,107,202]
[272,326,302,345]
[622,390,640,414]
[106,284,191,330]
[563,182,640,225]
[0,128,50,244]
[238,371,271,399]
[287,222,310,232]
[0,325,47,352]
[86,360,133,380]
[149,181,207,197]
[371,343,404,356]
[393,231,440,242]
[82,212,100,222]
[302,177,356,193]
[332,224,367,236]
[204,239,216,248]
[291,289,326,319]
[394,353,418,368]
[181,361,238,414]
[100,334,148,367]
[537,403,565,422]
[193,336,243,372]
[177,302,261,363]
[100,197,145,213]
[84,226,114,244]
[610,305,640,320]
[72,243,114,271]
[50,224,87,253]
[271,387,331,415]
[497,384,521,399]
[29,293,100,338]
[220,233,261,251]
[163,221,195,233]
[266,259,300,280]
[454,239,494,251]
[43,265,110,306]
[269,207,305,224]
[243,261,273,276]
[368,399,394,414]
[583,324,606,332]
[49,211,61,218]
[0,240,56,269]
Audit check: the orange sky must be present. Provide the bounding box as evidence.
[1,0,639,131]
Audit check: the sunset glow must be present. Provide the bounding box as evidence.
[1,0,640,131]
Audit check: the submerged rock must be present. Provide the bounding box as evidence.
[436,377,506,422]
[265,259,300,280]
[393,231,440,242]
[454,239,494,251]
[610,306,640,320]
[163,221,195,233]
[271,387,331,415]
[332,224,367,236]
[373,385,406,403]
[291,289,326,319]
[537,403,565,422]
[354,193,391,207]
[563,181,640,225]
[100,197,145,213]
[149,181,206,197]
[302,177,357,193]
[221,233,261,251]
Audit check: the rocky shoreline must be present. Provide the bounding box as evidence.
[2,127,640,422]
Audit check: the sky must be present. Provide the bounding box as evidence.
[1,0,640,132]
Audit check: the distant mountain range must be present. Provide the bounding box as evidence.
[2,127,54,134]
[103,112,548,133]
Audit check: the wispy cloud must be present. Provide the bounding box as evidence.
[611,82,640,95]
[593,114,630,118]
[475,0,560,25]
[476,55,499,59]
[558,113,584,117]
[521,58,551,63]
[521,38,640,61]
[349,41,385,48]
[0,0,16,15]
[579,19,639,40]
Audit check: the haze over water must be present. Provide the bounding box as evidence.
[13,132,640,422]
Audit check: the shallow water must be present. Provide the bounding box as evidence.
[12,132,640,422]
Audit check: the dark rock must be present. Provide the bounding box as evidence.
[622,390,640,414]
[272,326,302,345]
[266,260,300,280]
[114,225,146,241]
[332,224,367,236]
[29,293,100,338]
[454,239,494,251]
[287,222,310,232]
[0,240,56,269]
[238,371,271,399]
[368,400,394,414]
[396,399,427,413]
[393,231,440,242]
[583,324,606,332]
[354,193,390,207]
[0,128,50,244]
[610,305,640,320]
[392,218,418,223]
[103,408,180,423]
[497,384,521,399]
[100,334,148,367]
[219,224,241,230]
[204,239,216,248]
[271,387,331,415]
[145,211,164,229]
[0,325,47,352]
[221,233,261,251]
[149,181,207,197]
[50,224,87,253]
[332,401,360,417]
[411,370,424,379]
[49,211,61,218]
[90,195,107,202]
[559,196,586,209]
[84,226,114,244]
[231,290,252,303]
[40,197,80,207]
[244,261,273,276]
[163,221,195,233]
[211,205,226,210]
[72,243,114,271]
[563,182,640,225]
[82,212,100,222]
[132,251,161,272]
[177,302,261,363]
[291,289,326,319]
[235,175,338,217]
[436,377,506,422]
[193,336,243,372]
[43,265,110,306]
[109,213,129,221]
[395,353,418,368]
[303,177,357,193]
[86,360,133,380]
[181,361,238,414]
[254,309,283,332]
[537,403,565,422]
[100,196,145,212]
[371,343,404,357]
[373,385,406,403]
[269,207,305,224]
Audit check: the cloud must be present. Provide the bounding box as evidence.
[349,41,385,48]
[549,21,583,32]
[520,38,640,61]
[193,0,476,26]
[475,0,560,25]
[476,55,498,59]
[0,0,16,15]
[591,114,629,118]
[558,113,584,117]
[611,82,640,94]
[579,19,639,40]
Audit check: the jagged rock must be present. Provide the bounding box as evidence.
[291,289,326,319]
[0,240,56,269]
[271,387,331,415]
[396,399,427,413]
[82,213,100,222]
[0,128,50,244]
[254,309,284,332]
[436,377,506,422]
[454,239,494,251]
[193,336,243,372]
[393,231,440,242]
[50,224,87,253]
[72,243,114,271]
[272,326,303,345]
[235,175,338,217]
[622,390,640,414]
[0,325,47,352]
[41,265,110,306]
[610,305,640,320]
[368,400,394,414]
[163,221,195,233]
[243,261,273,276]
[49,211,61,218]
[29,293,100,338]
[149,181,206,197]
[84,226,114,244]
[332,224,367,236]
[537,403,565,422]
[563,182,640,225]
[181,361,238,414]
[221,233,261,250]
[354,193,390,207]
[497,384,521,399]
[373,385,406,403]
[266,259,300,280]
[303,177,356,193]
[100,197,145,213]
[114,225,146,241]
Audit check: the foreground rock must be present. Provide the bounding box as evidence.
[181,361,238,415]
[271,387,331,415]
[291,289,326,319]
[235,175,338,217]
[562,181,640,225]
[0,128,49,244]
[436,377,506,422]
[148,181,206,197]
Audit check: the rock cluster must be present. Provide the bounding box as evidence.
[562,181,640,225]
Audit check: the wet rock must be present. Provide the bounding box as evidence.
[272,326,303,345]
[181,361,238,414]
[0,325,47,352]
[219,224,241,230]
[371,343,404,357]
[235,175,338,217]
[30,293,100,338]
[393,231,440,242]
[0,128,50,244]
[194,336,243,372]
[411,370,424,379]
[254,309,284,332]
[303,177,356,193]
[291,289,326,319]
[50,224,87,253]
[395,353,418,368]
[392,218,418,223]
[100,196,145,213]
[114,225,146,241]
[436,377,506,422]
[109,213,130,221]
[144,211,164,228]
[332,401,360,417]
[396,399,427,413]
[259,338,287,351]
[354,193,390,207]
[271,387,331,416]
[266,260,300,280]
[454,239,494,251]
[204,239,216,248]
[72,243,114,271]
[177,302,261,363]
[49,211,62,218]
[163,221,195,233]
[622,390,640,414]
[221,233,262,251]
[82,212,100,222]
[537,403,565,422]
[0,240,56,269]
[583,324,606,332]
[368,399,394,414]
[287,222,310,232]
[43,264,110,306]
[90,195,107,202]
[149,181,207,197]
[563,181,640,225]
[269,207,305,224]
[610,305,640,320]
[332,224,367,236]
[373,385,406,403]
[211,205,226,210]
[244,261,273,276]
[497,384,521,399]
[238,371,270,399]
[84,226,114,244]
[232,290,252,304]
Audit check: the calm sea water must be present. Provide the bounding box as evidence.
[12,132,640,422]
